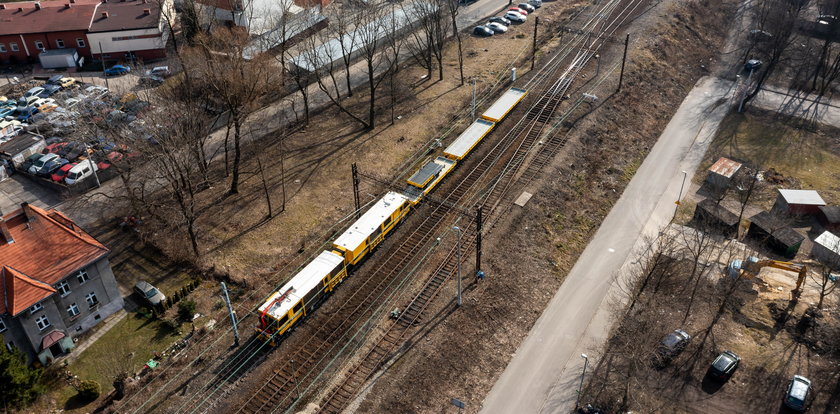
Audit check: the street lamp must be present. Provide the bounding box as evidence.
[453,225,462,307]
[576,353,589,409]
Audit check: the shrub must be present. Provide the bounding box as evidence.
[78,379,101,401]
[178,300,197,322]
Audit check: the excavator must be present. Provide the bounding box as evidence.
[728,258,808,300]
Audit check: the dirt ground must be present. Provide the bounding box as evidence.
[579,226,840,413]
[346,0,740,412]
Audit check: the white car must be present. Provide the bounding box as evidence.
[487,22,508,33]
[504,11,526,23]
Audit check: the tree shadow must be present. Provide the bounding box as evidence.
[64,393,95,410]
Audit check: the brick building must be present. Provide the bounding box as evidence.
[0,0,171,65]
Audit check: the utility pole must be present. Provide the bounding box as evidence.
[85,144,101,188]
[453,226,462,306]
[531,17,539,70]
[351,163,361,218]
[738,67,754,113]
[99,42,109,90]
[221,282,240,347]
[576,354,589,409]
[617,34,629,93]
[475,206,482,274]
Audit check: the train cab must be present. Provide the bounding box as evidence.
[332,191,410,266]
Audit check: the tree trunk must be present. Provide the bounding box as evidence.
[229,117,242,195]
[223,121,232,177]
[186,217,200,257]
[368,60,377,130]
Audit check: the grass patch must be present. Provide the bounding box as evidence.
[706,111,840,207]
[45,312,182,412]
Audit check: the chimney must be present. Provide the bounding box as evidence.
[0,219,12,245]
[142,0,148,3]
[65,3,71,8]
[20,203,35,223]
[0,4,5,9]
[70,0,76,3]
[101,11,109,17]
[18,7,24,12]
[143,8,150,14]
[34,2,41,10]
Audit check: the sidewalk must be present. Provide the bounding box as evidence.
[61,309,127,365]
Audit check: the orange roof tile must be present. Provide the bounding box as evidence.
[1,266,57,316]
[0,204,108,315]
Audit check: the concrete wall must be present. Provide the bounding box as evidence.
[0,30,91,63]
[88,27,166,56]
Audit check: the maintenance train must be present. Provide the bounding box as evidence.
[256,87,528,345]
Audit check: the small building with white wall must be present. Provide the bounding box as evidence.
[86,0,173,62]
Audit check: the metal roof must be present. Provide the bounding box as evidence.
[444,119,494,160]
[815,231,840,254]
[258,250,344,320]
[481,88,527,122]
[333,191,408,252]
[708,157,742,178]
[819,206,840,224]
[778,189,826,206]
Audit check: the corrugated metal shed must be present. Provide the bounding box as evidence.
[818,206,840,224]
[815,231,840,254]
[778,189,826,206]
[708,157,742,178]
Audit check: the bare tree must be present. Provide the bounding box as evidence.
[445,0,465,85]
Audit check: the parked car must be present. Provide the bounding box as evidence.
[489,16,511,26]
[29,153,59,174]
[18,96,41,107]
[58,77,78,89]
[508,7,528,15]
[47,75,65,85]
[708,351,740,381]
[134,281,166,306]
[104,65,131,76]
[148,66,171,78]
[745,59,762,71]
[487,22,508,33]
[36,157,68,177]
[44,141,68,154]
[655,329,690,364]
[784,375,811,411]
[517,2,536,12]
[51,162,76,183]
[504,11,527,22]
[31,98,56,108]
[473,25,495,36]
[19,87,45,103]
[0,107,13,119]
[64,160,99,185]
[42,84,61,96]
[59,141,88,161]
[20,153,44,172]
[528,0,542,8]
[16,107,38,122]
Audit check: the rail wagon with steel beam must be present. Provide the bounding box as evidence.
[443,118,495,161]
[404,156,457,205]
[480,87,528,122]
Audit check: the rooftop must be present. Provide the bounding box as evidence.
[708,157,742,178]
[88,0,163,32]
[0,133,44,157]
[815,231,840,255]
[749,211,805,246]
[819,206,840,224]
[0,0,101,36]
[778,189,826,206]
[0,204,108,316]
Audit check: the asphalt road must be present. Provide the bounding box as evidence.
[479,77,735,414]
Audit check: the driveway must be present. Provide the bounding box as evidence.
[0,174,62,214]
[479,76,735,413]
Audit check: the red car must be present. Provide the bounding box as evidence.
[43,142,68,155]
[509,7,528,15]
[51,162,76,183]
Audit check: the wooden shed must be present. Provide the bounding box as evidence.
[812,231,840,270]
[816,206,840,234]
[692,199,740,237]
[705,157,742,192]
[773,189,826,216]
[746,211,805,259]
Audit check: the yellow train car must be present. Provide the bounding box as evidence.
[443,119,495,161]
[332,191,411,266]
[480,87,528,123]
[256,250,347,345]
[404,157,457,205]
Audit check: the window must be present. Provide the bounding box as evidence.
[0,319,6,333]
[35,315,50,330]
[57,280,71,296]
[67,303,80,317]
[77,270,89,284]
[10,43,19,52]
[0,44,6,53]
[55,39,65,48]
[85,292,98,307]
[34,41,45,51]
[29,302,43,314]
[5,342,14,352]
[76,38,86,48]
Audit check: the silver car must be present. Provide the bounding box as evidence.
[134,281,166,306]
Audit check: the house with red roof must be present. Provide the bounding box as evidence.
[0,202,123,365]
[0,0,172,65]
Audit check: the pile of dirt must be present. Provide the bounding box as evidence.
[763,167,790,185]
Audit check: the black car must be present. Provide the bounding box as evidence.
[708,351,740,381]
[517,2,536,12]
[654,329,690,365]
[42,84,61,96]
[473,25,494,37]
[37,158,69,177]
[47,75,64,85]
[489,16,511,26]
[59,141,87,161]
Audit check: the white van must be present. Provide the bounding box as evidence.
[64,161,99,185]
